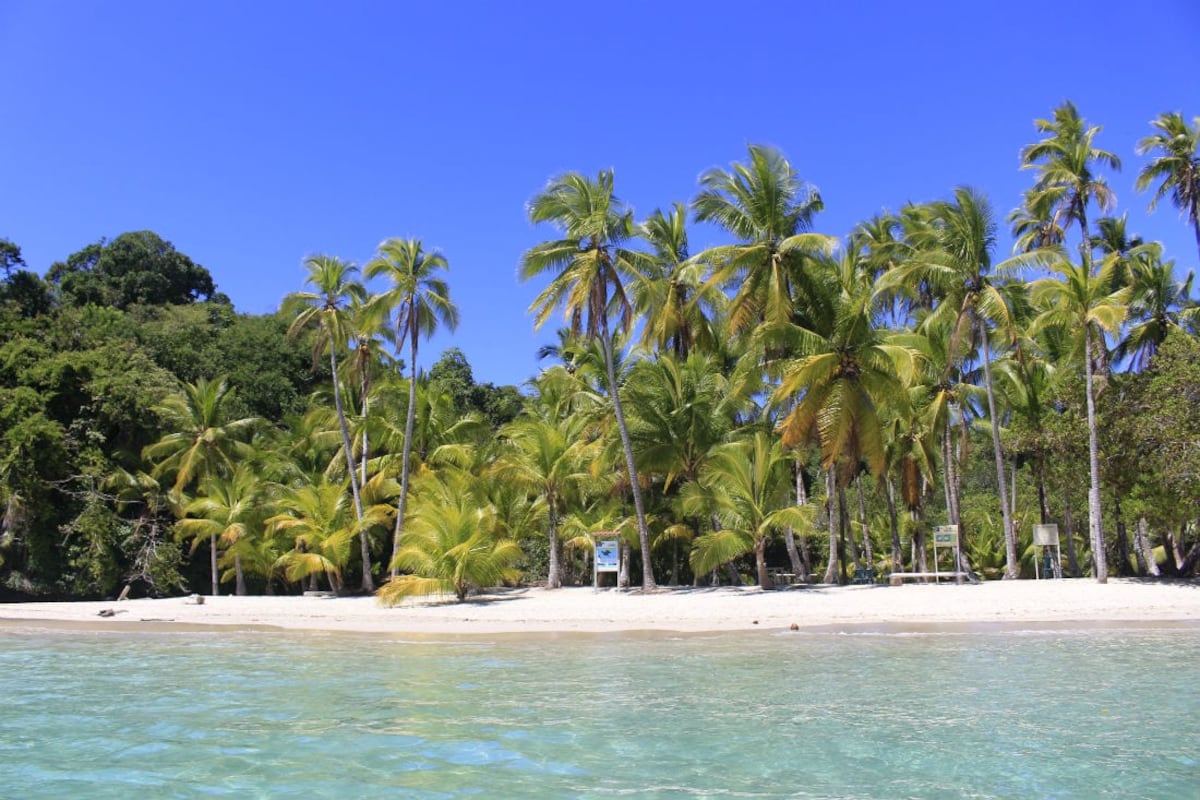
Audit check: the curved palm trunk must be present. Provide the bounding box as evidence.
[390,334,420,579]
[599,329,655,589]
[1083,324,1108,583]
[754,537,771,589]
[330,347,373,592]
[783,461,808,580]
[979,319,1018,579]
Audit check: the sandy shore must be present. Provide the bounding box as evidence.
[2,578,1199,636]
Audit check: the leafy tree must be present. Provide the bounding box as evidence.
[47,231,217,309]
[520,169,657,588]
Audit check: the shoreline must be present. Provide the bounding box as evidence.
[2,578,1199,638]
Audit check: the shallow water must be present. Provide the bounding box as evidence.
[1,624,1197,798]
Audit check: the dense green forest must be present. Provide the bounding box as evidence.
[2,102,1199,601]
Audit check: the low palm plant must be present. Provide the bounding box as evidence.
[378,472,521,604]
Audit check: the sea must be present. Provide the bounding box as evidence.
[1,622,1197,799]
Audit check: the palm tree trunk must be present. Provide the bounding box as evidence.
[886,477,902,572]
[979,318,1017,579]
[1083,324,1108,583]
[209,532,219,596]
[546,495,561,589]
[598,329,655,589]
[330,347,373,592]
[855,474,872,566]
[783,459,807,578]
[838,482,856,582]
[822,468,838,584]
[755,537,771,589]
[390,337,420,579]
[234,554,246,596]
[1135,516,1160,577]
[1062,493,1081,577]
[360,374,370,489]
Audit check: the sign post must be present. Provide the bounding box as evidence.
[931,525,961,583]
[591,532,621,590]
[1032,524,1062,579]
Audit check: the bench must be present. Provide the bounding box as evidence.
[888,571,970,585]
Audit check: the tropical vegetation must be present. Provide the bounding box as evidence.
[3,102,1200,604]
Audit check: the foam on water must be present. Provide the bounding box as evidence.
[1,625,1197,798]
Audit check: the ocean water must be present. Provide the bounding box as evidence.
[1,623,1197,799]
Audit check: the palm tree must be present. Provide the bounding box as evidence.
[520,169,657,588]
[684,431,812,589]
[282,255,375,591]
[365,238,459,581]
[628,203,719,358]
[1135,111,1200,261]
[1020,100,1121,277]
[267,478,383,593]
[493,407,592,589]
[882,188,1043,579]
[175,465,261,596]
[691,144,836,337]
[772,249,917,581]
[346,292,394,489]
[1115,249,1196,370]
[378,471,521,604]
[144,376,258,495]
[1029,256,1131,582]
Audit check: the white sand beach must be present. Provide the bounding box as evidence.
[2,578,1198,636]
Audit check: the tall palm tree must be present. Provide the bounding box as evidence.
[346,292,394,489]
[628,203,719,358]
[1020,100,1121,277]
[1114,248,1195,370]
[520,169,657,588]
[691,144,835,338]
[282,255,375,591]
[1029,257,1131,582]
[365,238,459,580]
[882,188,1043,579]
[1135,111,1200,261]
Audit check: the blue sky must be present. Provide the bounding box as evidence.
[3,0,1198,387]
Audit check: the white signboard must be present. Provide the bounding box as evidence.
[1033,524,1059,547]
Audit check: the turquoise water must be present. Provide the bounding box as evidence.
[1,624,1197,799]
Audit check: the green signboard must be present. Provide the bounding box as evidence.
[932,525,959,548]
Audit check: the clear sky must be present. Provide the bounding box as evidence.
[3,0,1198,387]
